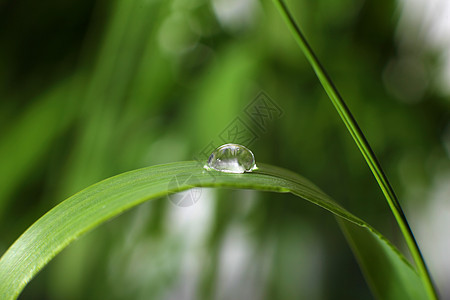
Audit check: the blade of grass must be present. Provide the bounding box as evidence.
[0,161,427,299]
[338,218,424,299]
[271,1,437,299]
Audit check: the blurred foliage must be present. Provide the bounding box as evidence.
[0,0,448,299]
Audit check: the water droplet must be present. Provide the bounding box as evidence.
[206,143,257,173]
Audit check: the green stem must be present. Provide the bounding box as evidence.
[272,1,437,299]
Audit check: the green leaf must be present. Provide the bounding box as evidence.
[0,162,426,299]
[271,1,436,298]
[338,219,427,299]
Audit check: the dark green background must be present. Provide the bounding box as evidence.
[0,0,448,299]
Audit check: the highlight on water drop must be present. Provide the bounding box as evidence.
[205,143,257,174]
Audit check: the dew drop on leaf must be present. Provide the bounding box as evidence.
[206,143,257,173]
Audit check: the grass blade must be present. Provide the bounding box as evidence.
[271,1,437,298]
[0,161,427,299]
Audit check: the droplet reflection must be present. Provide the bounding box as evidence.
[206,143,257,174]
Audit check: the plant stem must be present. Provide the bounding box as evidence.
[272,0,438,299]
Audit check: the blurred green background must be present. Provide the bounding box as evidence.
[0,0,449,299]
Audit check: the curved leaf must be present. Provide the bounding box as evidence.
[271,1,436,298]
[0,162,427,299]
